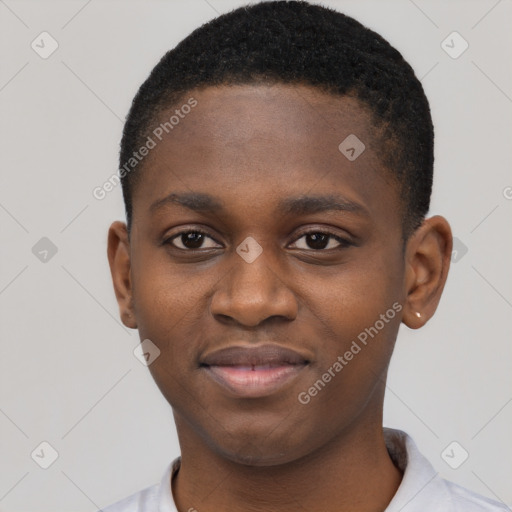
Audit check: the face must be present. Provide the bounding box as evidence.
[108,83,450,466]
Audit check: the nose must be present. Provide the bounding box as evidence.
[210,247,298,328]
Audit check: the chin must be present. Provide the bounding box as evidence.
[217,445,299,467]
[206,428,309,468]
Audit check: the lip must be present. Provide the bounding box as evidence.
[200,344,310,398]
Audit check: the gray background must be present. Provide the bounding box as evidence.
[1,0,511,510]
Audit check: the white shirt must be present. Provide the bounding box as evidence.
[101,428,508,511]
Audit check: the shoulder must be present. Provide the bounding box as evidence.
[383,428,508,512]
[442,478,509,512]
[100,483,160,512]
[99,459,179,512]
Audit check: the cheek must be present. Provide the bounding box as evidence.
[130,251,219,385]
[318,255,402,339]
[303,255,403,396]
[131,248,200,330]
[131,267,194,371]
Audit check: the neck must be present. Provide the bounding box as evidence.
[171,414,402,512]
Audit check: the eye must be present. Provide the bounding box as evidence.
[289,231,352,251]
[165,230,222,250]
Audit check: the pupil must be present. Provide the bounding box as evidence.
[183,232,204,249]
[307,233,328,249]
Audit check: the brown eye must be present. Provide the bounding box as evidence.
[305,233,329,250]
[167,231,221,250]
[290,231,351,251]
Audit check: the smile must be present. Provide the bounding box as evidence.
[200,344,310,398]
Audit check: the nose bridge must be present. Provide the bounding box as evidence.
[232,247,278,295]
[210,241,298,326]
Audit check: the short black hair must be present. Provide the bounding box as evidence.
[120,0,433,237]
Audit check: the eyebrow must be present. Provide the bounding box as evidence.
[279,195,367,216]
[149,192,368,217]
[150,192,223,214]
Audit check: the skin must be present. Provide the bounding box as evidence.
[108,83,452,512]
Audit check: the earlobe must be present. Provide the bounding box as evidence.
[402,216,452,329]
[107,221,138,329]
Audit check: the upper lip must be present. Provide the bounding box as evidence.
[200,344,309,367]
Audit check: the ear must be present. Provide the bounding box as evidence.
[107,221,137,329]
[402,215,452,329]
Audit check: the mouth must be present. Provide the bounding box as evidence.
[200,344,310,398]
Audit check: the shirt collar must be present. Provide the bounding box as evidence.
[384,428,451,511]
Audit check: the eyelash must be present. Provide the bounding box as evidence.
[164,228,352,252]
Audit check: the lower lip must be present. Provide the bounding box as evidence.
[203,364,307,398]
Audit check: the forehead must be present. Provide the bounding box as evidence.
[131,83,398,228]
[158,83,375,161]
[180,83,370,138]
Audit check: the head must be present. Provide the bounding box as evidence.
[108,1,452,465]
